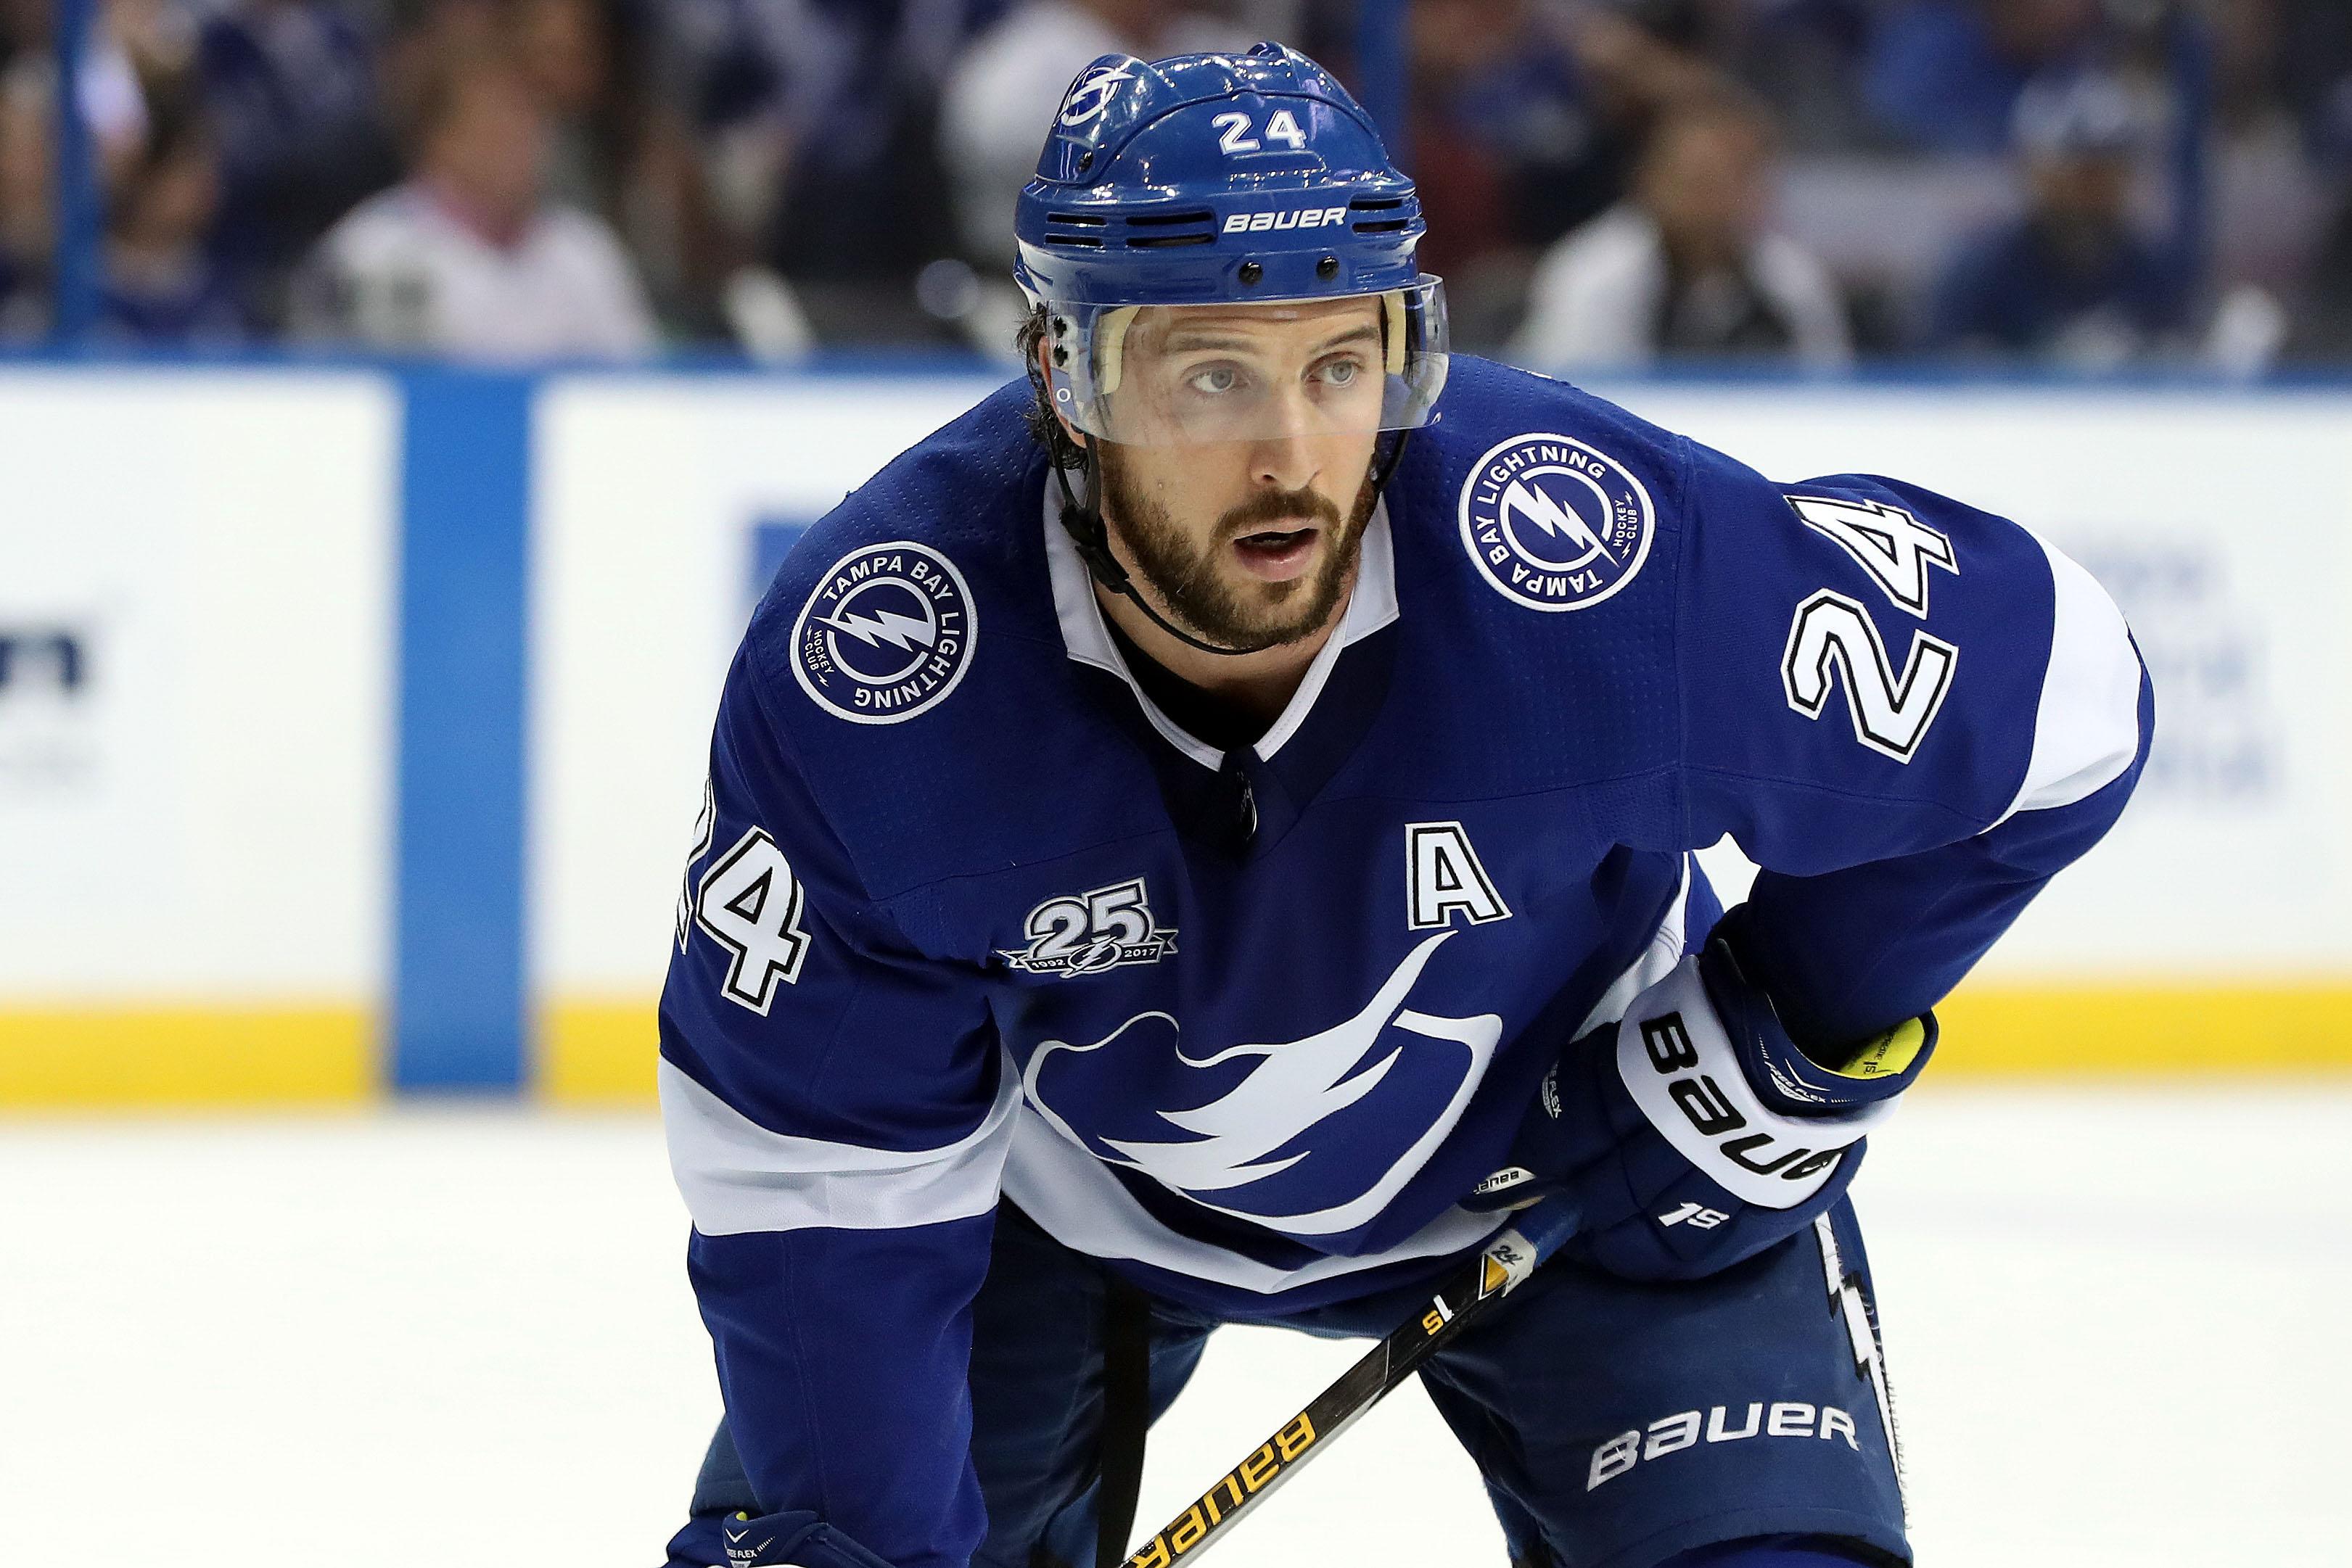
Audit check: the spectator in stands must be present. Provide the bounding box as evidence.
[1509,90,1850,373]
[1405,0,1595,281]
[940,0,1245,269]
[660,0,837,257]
[100,102,247,342]
[0,0,46,335]
[665,0,988,345]
[646,0,1011,344]
[2205,0,2330,304]
[934,0,1243,355]
[198,0,399,326]
[1726,0,1884,152]
[1401,0,1732,346]
[2288,179,2352,360]
[0,0,160,334]
[297,54,657,358]
[2279,9,2352,358]
[2274,0,2352,157]
[1864,0,2105,154]
[509,0,745,341]
[1927,73,2193,363]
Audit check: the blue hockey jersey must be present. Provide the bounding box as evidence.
[659,356,2150,1568]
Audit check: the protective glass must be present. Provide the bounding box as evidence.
[1043,279,1448,447]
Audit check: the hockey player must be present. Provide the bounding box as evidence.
[657,43,2149,1568]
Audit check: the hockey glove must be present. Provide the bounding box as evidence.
[1466,936,1934,1281]
[705,1510,898,1568]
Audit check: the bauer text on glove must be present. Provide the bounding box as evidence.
[1465,936,1935,1280]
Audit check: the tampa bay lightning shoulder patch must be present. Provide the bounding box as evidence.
[791,540,976,724]
[1457,432,1656,612]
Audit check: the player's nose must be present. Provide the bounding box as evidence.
[1248,426,1322,492]
[1245,381,1327,490]
[1250,440,1319,493]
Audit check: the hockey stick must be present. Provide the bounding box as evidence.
[1119,1197,1583,1568]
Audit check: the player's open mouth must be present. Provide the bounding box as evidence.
[1232,525,1320,582]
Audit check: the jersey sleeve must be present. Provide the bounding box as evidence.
[662,647,1010,1568]
[1671,438,2153,1049]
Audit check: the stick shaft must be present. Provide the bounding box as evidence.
[1121,1201,1578,1568]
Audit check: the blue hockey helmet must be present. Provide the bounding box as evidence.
[1013,41,1448,447]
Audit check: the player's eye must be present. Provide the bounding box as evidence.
[1185,363,1244,397]
[1317,357,1361,388]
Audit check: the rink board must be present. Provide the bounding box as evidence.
[0,1007,372,1105]
[3,363,2348,1105]
[0,368,396,1106]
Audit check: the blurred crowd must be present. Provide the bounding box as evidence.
[1,0,2349,371]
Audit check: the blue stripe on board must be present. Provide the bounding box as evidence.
[393,368,530,1091]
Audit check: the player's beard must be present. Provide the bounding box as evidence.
[1096,443,1378,652]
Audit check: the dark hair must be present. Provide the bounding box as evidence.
[1015,302,1087,471]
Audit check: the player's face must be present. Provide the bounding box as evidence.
[1092,299,1386,650]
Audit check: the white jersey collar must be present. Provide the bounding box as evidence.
[1040,476,1400,770]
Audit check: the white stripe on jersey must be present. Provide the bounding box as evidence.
[662,1055,1019,1236]
[1999,529,2145,823]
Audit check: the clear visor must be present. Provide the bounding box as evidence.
[1043,280,1448,448]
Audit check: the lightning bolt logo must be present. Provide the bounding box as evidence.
[791,540,977,726]
[821,606,937,652]
[1456,432,1657,614]
[1815,1213,1907,1517]
[1060,63,1134,126]
[1024,931,1502,1237]
[1500,477,1611,567]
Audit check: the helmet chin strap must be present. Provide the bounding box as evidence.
[1053,430,1413,661]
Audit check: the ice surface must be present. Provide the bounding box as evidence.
[1,1084,2345,1566]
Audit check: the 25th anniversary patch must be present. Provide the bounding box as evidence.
[1457,432,1656,611]
[791,541,976,724]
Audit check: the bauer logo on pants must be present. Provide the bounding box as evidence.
[791,541,976,725]
[1587,1399,1864,1492]
[1457,433,1655,611]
